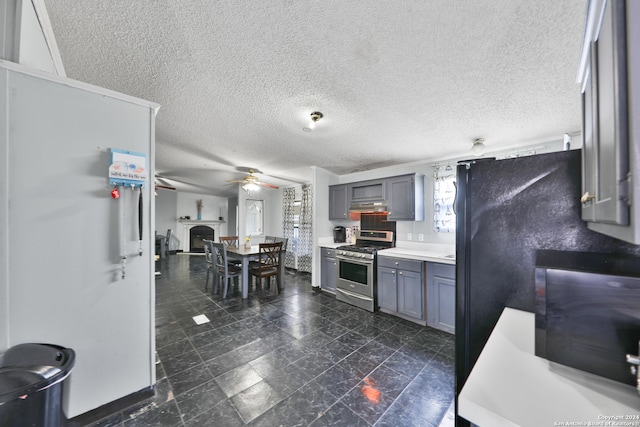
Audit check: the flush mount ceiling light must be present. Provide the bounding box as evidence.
[303,111,323,132]
[471,138,486,156]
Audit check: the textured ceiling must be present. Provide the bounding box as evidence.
[42,0,587,197]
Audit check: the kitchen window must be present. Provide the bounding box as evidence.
[433,164,456,232]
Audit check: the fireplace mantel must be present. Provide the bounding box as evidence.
[178,219,225,250]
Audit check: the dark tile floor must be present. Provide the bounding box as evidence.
[89,254,455,427]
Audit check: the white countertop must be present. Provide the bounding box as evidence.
[318,239,456,263]
[459,308,640,427]
[318,239,346,249]
[377,243,455,265]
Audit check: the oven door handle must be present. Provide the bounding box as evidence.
[336,288,372,301]
[336,255,373,266]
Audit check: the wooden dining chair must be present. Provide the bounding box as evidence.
[264,236,276,243]
[274,237,288,251]
[203,239,214,291]
[219,236,241,267]
[219,236,239,248]
[249,242,283,295]
[211,242,242,299]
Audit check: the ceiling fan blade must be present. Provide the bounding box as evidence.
[155,184,177,191]
[226,179,246,183]
[258,182,279,189]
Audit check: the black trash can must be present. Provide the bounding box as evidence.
[0,343,75,427]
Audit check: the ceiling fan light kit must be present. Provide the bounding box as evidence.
[242,182,260,193]
[226,169,279,193]
[303,111,323,132]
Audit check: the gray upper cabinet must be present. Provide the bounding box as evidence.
[579,0,640,244]
[386,174,425,221]
[581,0,628,225]
[329,184,348,220]
[329,174,425,222]
[348,179,386,203]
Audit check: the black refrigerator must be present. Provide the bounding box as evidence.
[454,149,640,426]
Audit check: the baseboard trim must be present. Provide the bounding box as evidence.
[70,386,155,426]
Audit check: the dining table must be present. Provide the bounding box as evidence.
[225,245,286,299]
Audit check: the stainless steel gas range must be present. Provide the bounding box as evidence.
[335,230,394,312]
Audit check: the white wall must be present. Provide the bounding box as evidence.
[227,196,238,236]
[312,166,339,287]
[174,192,229,249]
[0,62,158,417]
[235,185,283,243]
[155,187,177,237]
[262,187,283,238]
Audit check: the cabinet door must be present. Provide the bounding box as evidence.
[320,249,337,292]
[377,266,397,311]
[348,180,385,203]
[329,185,348,220]
[324,257,337,292]
[582,0,630,225]
[387,175,415,220]
[432,276,455,334]
[397,269,423,320]
[582,47,596,222]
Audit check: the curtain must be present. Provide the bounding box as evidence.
[433,164,456,232]
[282,187,296,269]
[298,184,313,273]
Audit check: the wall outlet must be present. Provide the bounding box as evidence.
[418,233,424,241]
[407,233,412,240]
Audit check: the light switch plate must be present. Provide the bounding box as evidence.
[418,233,424,241]
[407,233,412,240]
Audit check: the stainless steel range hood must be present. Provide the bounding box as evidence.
[348,201,388,213]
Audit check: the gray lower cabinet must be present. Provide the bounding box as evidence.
[320,247,337,293]
[426,262,455,334]
[377,256,426,325]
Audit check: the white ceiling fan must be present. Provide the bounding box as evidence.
[226,169,279,192]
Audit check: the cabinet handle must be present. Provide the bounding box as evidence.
[391,270,395,274]
[399,272,403,275]
[580,192,595,203]
[395,262,399,265]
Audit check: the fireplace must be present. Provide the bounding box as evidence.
[189,226,214,253]
[178,219,225,251]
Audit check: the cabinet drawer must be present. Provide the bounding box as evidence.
[432,263,455,279]
[378,256,423,272]
[322,247,336,257]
